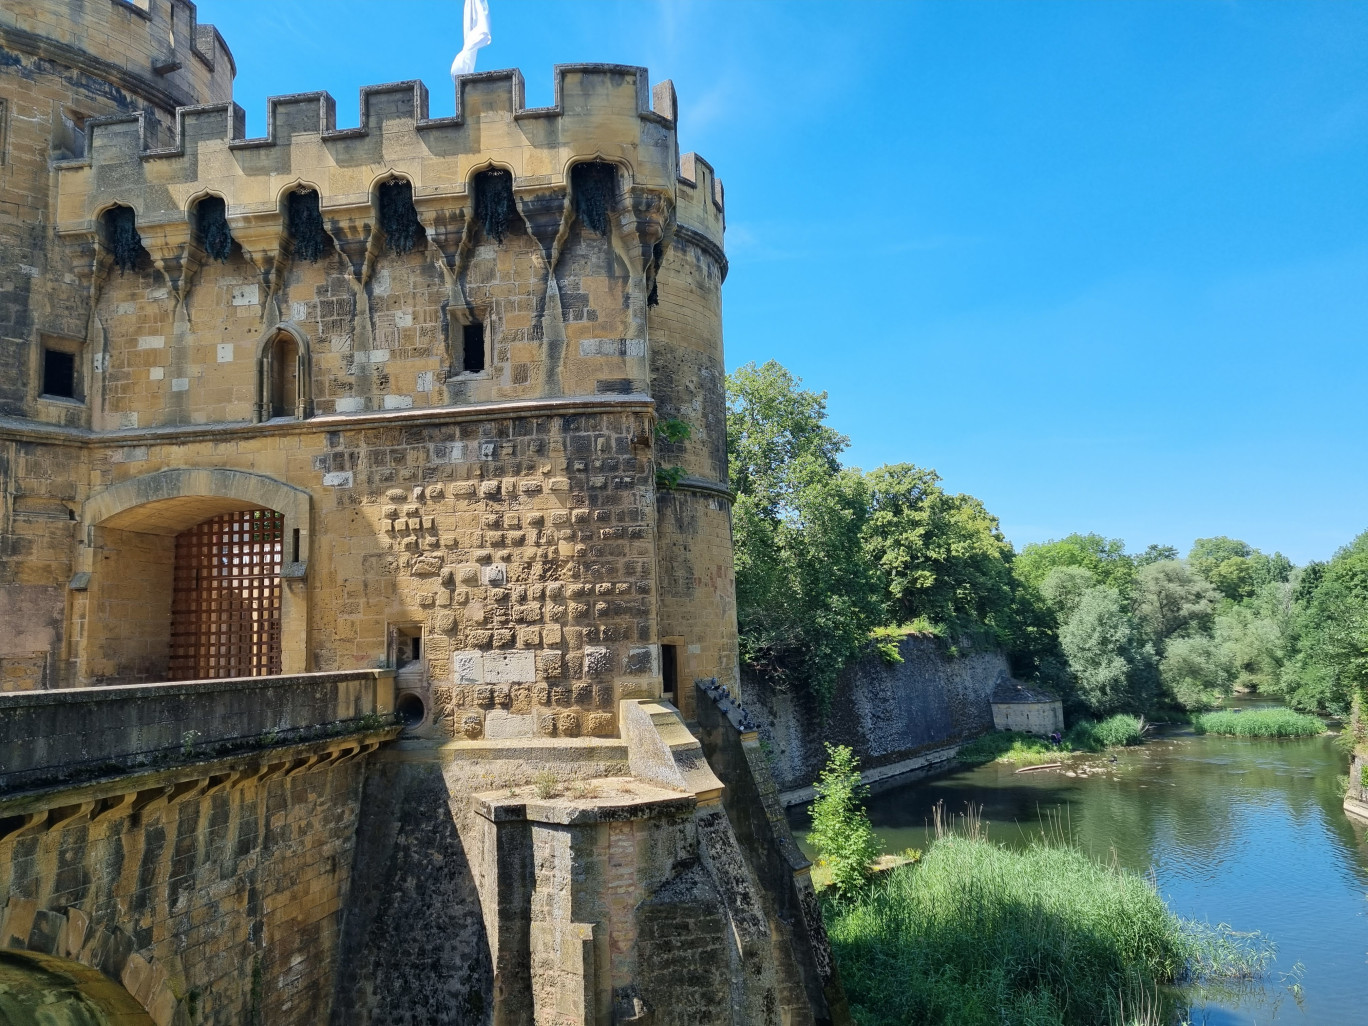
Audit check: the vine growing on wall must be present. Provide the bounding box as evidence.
[103,205,145,273]
[196,195,233,262]
[474,169,515,243]
[571,161,617,237]
[654,416,692,491]
[379,178,423,255]
[287,189,329,262]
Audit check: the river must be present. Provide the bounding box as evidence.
[788,724,1368,1025]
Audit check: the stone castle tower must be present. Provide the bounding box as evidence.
[0,0,736,724]
[0,2,849,1024]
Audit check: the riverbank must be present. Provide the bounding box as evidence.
[791,730,1368,1024]
[957,714,1147,766]
[823,825,1268,1026]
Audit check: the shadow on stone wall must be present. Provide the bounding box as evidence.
[332,761,493,1025]
[742,635,1015,793]
[694,681,851,1026]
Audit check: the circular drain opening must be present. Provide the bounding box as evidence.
[396,692,426,728]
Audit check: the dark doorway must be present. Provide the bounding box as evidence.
[661,643,679,706]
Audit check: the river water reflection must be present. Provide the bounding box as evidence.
[788,729,1368,1025]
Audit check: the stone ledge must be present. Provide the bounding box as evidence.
[778,741,965,807]
[0,394,656,449]
[473,777,692,825]
[0,726,399,821]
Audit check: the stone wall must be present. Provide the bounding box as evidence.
[0,746,378,1026]
[743,635,1011,794]
[0,669,394,793]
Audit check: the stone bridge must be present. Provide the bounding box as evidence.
[0,678,847,1026]
[0,670,398,1024]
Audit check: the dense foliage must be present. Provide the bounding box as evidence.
[807,744,882,895]
[727,359,1368,722]
[824,830,1268,1026]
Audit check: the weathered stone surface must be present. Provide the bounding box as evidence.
[744,636,1009,793]
[485,650,536,684]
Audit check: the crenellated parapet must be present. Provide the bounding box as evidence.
[53,65,726,294]
[0,0,234,114]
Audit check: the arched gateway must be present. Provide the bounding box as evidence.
[77,469,310,684]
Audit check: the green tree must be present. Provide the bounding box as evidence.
[1038,566,1095,623]
[728,362,882,704]
[1160,634,1235,709]
[1130,559,1219,653]
[1279,533,1368,714]
[1057,586,1156,714]
[808,744,880,896]
[1014,533,1136,595]
[862,463,1015,643]
[1188,537,1293,603]
[1135,543,1180,567]
[727,360,847,516]
[1212,586,1289,693]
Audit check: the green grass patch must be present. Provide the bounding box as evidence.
[956,731,1060,765]
[824,830,1270,1026]
[959,715,1146,765]
[1190,708,1324,739]
[1066,714,1147,752]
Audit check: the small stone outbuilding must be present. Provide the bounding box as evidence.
[990,682,1064,734]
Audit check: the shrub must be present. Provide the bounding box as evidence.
[1066,714,1146,751]
[1190,708,1323,738]
[808,744,881,896]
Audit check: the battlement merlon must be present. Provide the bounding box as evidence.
[54,65,725,265]
[0,0,234,113]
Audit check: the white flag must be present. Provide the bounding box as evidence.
[451,0,492,79]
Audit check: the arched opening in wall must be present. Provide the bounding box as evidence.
[82,470,310,686]
[193,194,235,262]
[257,326,311,422]
[396,691,426,728]
[570,161,619,237]
[0,949,156,1025]
[169,509,284,680]
[270,334,299,418]
[100,204,148,274]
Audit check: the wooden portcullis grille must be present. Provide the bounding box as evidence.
[169,509,284,679]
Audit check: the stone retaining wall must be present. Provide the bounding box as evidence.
[742,636,1012,794]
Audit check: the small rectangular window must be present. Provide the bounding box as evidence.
[42,347,79,400]
[462,323,485,374]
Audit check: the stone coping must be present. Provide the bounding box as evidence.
[0,670,396,796]
[1345,795,1368,823]
[0,727,399,818]
[778,741,965,807]
[473,777,692,825]
[0,394,656,448]
[0,669,391,708]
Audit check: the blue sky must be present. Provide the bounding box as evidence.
[200,0,1368,565]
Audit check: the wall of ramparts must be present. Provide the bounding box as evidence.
[744,635,1010,793]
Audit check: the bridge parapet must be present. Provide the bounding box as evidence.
[0,669,394,796]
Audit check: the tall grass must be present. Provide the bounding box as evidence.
[1190,708,1323,739]
[823,813,1269,1026]
[1067,714,1147,751]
